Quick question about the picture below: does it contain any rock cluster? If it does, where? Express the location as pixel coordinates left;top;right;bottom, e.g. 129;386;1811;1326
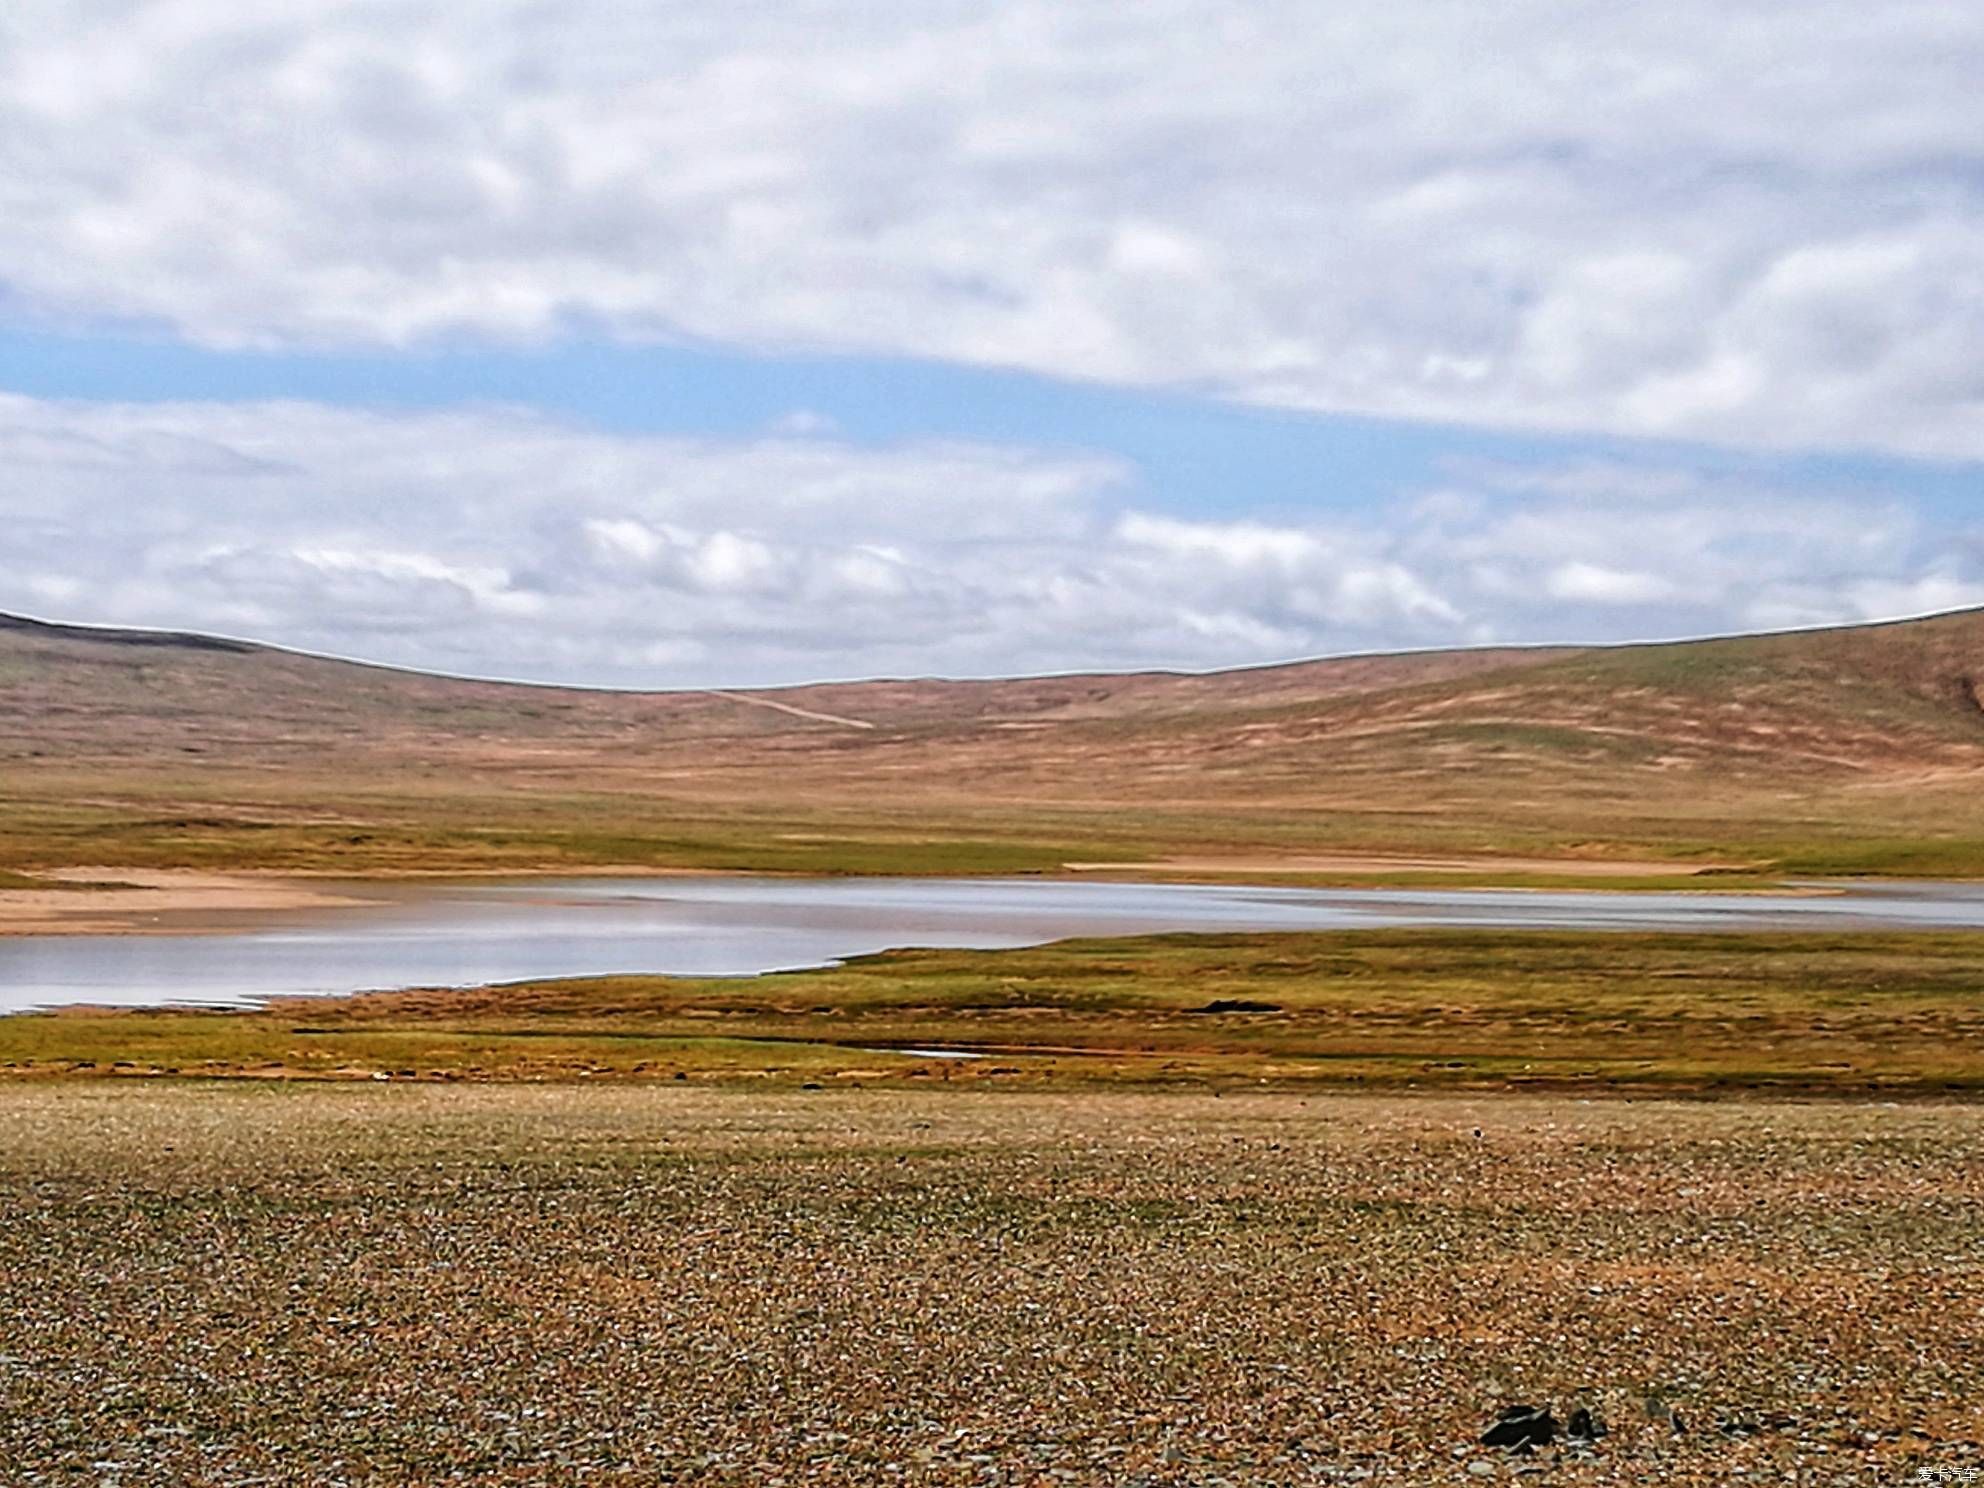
2;1084;1979;1484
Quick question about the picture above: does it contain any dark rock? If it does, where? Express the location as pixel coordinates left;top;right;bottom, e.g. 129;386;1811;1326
1566;1407;1606;1442
1645;1396;1686;1435
1192;999;1283;1014
1716;1414;1795;1438
1481;1405;1557;1449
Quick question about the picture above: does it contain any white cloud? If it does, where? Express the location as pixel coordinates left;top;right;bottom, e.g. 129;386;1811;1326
0;393;1977;684
1546;562;1677;606
1115;515;1324;570
769;410;840;438
1;3;1982;456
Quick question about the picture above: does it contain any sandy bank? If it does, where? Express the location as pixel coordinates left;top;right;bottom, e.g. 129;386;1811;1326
1062;851;1746;878
0;864;746;937
0;869;379;936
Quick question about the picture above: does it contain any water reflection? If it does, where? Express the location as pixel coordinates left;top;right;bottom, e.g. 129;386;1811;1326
4;874;1983;1014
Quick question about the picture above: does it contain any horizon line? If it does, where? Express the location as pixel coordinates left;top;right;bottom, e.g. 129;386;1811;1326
4;602;1979;700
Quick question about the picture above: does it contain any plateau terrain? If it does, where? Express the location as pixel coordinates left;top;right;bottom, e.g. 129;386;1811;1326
7;606;1984;881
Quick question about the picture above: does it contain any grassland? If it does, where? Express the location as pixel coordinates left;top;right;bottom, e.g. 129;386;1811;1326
12;612;1984;1486
3;1082;1978;1484
8;606;1984;882
10;928;1984;1096
11;611;1984;1481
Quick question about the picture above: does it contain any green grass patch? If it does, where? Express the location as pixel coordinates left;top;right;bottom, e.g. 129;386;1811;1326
10;927;1983;1096
1770;838;1984;878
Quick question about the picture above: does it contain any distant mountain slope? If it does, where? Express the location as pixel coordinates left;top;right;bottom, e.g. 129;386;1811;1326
5;608;1984;877
0;609;1573;762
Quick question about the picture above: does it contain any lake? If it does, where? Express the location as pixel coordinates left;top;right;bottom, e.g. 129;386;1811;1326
5;873;1984;1014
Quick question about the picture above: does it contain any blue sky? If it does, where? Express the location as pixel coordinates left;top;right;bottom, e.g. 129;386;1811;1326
1;2;1980;686
1;322;1539;518
9;324;1979;526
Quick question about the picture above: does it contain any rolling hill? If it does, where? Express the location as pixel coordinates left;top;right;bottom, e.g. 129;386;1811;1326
5;607;1984;878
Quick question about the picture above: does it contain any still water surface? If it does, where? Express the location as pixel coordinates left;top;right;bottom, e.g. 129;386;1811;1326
5;874;1984;1014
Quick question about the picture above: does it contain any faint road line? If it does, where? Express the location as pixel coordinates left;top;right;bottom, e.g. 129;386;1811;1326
702;689;877;731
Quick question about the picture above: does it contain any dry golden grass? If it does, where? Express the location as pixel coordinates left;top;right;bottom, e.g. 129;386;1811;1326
7;606;1984;880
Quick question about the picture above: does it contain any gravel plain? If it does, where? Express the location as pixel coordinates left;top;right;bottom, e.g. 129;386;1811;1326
2;1083;1980;1485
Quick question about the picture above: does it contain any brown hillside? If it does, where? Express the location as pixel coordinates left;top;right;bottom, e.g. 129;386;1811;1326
5;609;1984;876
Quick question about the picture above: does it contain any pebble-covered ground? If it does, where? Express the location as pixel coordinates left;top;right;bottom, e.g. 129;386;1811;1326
1;1083;1979;1485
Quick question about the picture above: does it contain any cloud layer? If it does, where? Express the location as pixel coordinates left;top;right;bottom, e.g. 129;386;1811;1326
3;2;1982;457
3;394;1976;686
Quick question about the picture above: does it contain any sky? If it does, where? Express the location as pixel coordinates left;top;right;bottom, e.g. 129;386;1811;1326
2;1;1981;687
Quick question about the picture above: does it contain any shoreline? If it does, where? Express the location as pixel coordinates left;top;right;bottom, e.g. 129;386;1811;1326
0;864;749;937
1061;850;1755;878
0;853;1812;940
0;869;384;937
7;924;1984;1097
